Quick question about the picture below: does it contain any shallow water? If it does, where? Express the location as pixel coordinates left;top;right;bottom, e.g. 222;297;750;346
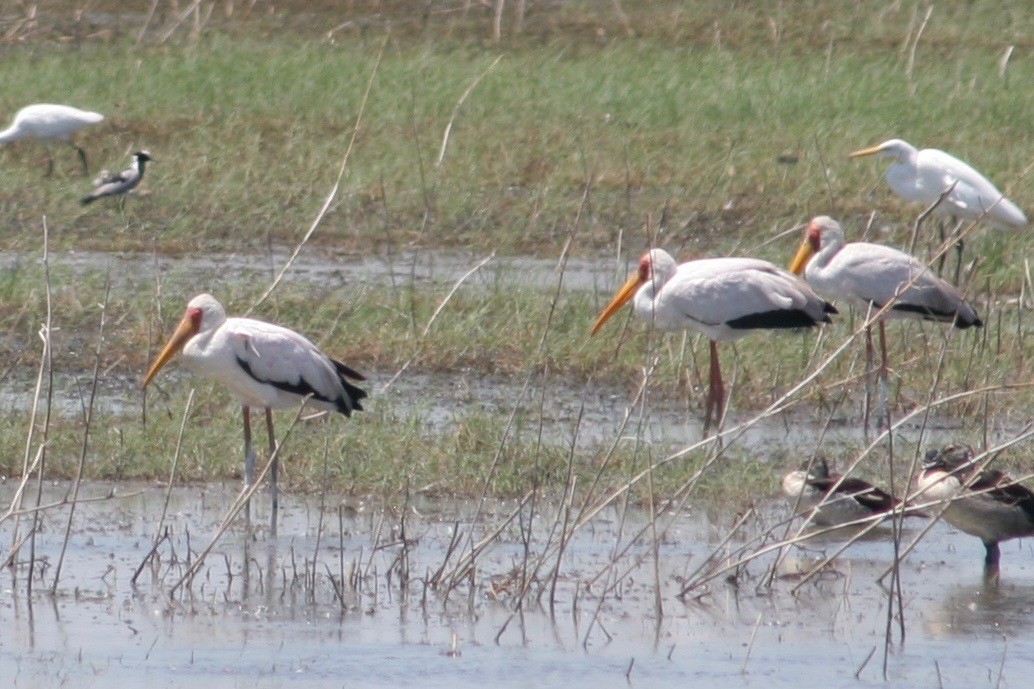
0;246;622;296
3;482;1034;688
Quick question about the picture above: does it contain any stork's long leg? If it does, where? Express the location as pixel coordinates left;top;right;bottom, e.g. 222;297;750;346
704;340;725;434
265;407;278;534
243;405;255;525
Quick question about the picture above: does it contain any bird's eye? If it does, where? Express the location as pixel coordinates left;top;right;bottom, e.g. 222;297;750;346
638;256;651;282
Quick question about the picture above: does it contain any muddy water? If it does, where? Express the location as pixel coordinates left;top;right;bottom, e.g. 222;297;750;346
3;483;1033;688
0;247;623;295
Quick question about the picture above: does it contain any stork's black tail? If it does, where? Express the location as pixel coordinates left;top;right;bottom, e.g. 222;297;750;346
332;358;368;416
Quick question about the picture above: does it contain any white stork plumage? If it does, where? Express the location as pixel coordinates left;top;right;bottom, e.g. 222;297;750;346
0;103;104;176
590;249;836;430
143;293;367;529
918;445;1034;573
788;216;981;392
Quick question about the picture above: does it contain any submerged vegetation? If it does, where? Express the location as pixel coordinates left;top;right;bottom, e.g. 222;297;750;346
0;1;1030;501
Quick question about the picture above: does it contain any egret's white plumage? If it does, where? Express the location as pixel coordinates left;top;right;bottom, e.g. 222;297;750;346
918;445;1034;571
143;294;367;529
789;216;981;328
81;150;152;205
591;249;836;429
849;139;1027;229
0;103;104;175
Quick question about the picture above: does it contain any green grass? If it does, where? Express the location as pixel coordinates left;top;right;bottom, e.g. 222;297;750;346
0;1;1030;499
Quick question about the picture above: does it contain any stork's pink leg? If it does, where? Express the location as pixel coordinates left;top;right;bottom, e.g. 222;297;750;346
704;340;725;433
265;407;279;534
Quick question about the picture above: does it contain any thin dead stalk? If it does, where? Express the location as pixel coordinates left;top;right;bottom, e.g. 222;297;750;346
248;33;387;314
167;402;310;597
51;278;111;591
436;56;503;168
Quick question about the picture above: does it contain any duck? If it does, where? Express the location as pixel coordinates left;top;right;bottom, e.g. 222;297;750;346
918;445;1034;571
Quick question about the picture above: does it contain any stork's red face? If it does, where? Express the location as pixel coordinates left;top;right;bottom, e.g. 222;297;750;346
142;306;203;388
590;252;651;336
789;222;822;275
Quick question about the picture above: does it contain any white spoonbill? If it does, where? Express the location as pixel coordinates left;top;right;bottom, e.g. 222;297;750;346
918;445;1034;573
849;139;1027;230
788;216;981;384
81;150;152;205
143;293;367;529
0;103;104;176
590;249;836;430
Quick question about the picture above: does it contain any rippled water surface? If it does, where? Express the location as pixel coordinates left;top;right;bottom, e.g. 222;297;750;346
3;482;1034;688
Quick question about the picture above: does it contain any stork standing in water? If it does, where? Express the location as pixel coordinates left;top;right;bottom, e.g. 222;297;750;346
143;294;367;531
590;249;836;431
0;103;104;176
849;138;1027;278
918;445;1034;574
789;216;981;426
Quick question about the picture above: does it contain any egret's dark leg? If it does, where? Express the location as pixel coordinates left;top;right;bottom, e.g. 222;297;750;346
936;218;948;276
243;405;255;525
265;407;278;534
703;340;725;434
876;321;890;427
73;143;89;175
863;325;875;432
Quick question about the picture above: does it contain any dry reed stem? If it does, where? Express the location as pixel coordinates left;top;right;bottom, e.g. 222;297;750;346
166;401;310;597
248;33;387;314
51;278;111;591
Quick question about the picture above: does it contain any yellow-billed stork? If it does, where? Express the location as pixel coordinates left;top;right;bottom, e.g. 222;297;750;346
590;249;836;430
142;293;367;529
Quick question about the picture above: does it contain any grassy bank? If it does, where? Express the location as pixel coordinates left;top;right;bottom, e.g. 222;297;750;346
0;1;1030;499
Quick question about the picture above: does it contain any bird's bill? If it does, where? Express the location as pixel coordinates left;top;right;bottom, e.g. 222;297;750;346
590;272;641;335
142;316;196;388
788;239;815;275
847;144;884;158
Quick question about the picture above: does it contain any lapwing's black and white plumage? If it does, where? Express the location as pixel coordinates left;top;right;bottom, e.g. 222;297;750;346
919;445;1034;571
81;150;152;205
142;293;367;530
781;457;910;527
0;103;104;176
